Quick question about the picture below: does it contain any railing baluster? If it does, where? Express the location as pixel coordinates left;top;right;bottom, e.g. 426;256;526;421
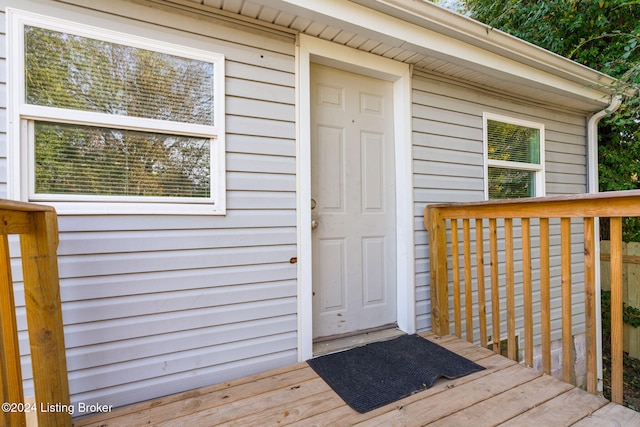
476;219;487;348
451;219;461;338
540;218;551;375
561;217;573;383
610;217;624;404
463;219;473;342
490;218;500;354
522;218;533;368
505;218;516;360
583;217;597;394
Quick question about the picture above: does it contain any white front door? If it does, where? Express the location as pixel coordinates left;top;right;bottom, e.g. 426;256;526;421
311;63;397;339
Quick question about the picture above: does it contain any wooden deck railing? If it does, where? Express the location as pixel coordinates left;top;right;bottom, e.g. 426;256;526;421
0;200;70;426
425;190;640;406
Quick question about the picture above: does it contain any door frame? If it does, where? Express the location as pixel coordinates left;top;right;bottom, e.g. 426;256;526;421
297;34;415;361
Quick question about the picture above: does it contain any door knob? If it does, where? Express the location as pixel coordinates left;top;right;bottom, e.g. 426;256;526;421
311;219;319;229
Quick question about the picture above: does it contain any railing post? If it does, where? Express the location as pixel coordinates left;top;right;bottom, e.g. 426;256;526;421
20;209;71;427
426;206;449;336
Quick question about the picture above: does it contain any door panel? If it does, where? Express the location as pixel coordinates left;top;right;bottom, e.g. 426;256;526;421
317;238;346;311
362;132;384;212
316;125;345;211
362;237;386;304
311;64;396;339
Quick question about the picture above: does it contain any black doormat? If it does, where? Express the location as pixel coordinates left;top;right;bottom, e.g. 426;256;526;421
307;334;485;413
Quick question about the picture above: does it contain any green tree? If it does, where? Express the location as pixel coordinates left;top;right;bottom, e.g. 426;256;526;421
459;0;640;240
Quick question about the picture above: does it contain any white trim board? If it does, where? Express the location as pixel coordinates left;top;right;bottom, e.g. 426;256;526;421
296;34;415;361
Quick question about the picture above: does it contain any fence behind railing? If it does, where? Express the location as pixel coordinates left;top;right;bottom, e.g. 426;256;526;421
425;190;640;406
601;241;640;359
0;200;70;427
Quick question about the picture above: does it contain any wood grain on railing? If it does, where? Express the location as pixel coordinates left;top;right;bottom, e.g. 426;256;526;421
463;219;473;343
610;217;624;404
0;231;24;426
522;218;533;369
583;217;597;394
489;218;500;355
540;218;551;376
425;190;640;406
0;200;70;427
475;219;488;348
561;217;573;384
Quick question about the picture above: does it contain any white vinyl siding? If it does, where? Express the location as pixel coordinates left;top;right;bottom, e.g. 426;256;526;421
0;11;7;200
412;72;588;348
2;0;297;410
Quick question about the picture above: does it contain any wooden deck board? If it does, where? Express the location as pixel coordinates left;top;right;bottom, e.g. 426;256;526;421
73;333;639;427
500;388;608;426
573;402;640;426
429;374;575;426
355;364;542;427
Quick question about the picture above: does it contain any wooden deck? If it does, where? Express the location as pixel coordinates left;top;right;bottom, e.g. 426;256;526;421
72;332;640;427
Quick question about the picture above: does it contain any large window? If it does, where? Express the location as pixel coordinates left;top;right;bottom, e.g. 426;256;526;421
9;10;226;214
484;113;545;200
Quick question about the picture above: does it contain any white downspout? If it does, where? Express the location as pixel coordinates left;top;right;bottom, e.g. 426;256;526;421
588;96;622;193
587;95;622;393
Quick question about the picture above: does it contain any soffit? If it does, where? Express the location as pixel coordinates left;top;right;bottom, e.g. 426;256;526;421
172;0;614;112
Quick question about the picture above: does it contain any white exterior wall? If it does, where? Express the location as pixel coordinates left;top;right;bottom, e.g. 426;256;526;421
1;0;298;409
412;71;588;346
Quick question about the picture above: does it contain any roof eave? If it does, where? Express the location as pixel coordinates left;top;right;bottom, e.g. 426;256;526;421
360;0;618;91
255;0;617;110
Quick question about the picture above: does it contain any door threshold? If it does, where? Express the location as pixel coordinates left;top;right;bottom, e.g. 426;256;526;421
312;327;406;357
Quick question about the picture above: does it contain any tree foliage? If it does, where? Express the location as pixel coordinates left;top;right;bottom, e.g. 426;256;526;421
459;0;640;240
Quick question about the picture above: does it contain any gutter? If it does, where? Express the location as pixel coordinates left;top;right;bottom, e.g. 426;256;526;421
587;95;622;393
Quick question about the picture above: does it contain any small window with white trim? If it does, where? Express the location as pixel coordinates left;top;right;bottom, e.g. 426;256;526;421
8;10;226;214
484;113;545;200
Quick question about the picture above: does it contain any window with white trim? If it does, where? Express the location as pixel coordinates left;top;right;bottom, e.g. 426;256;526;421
8;10;226;214
484;113;545;200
